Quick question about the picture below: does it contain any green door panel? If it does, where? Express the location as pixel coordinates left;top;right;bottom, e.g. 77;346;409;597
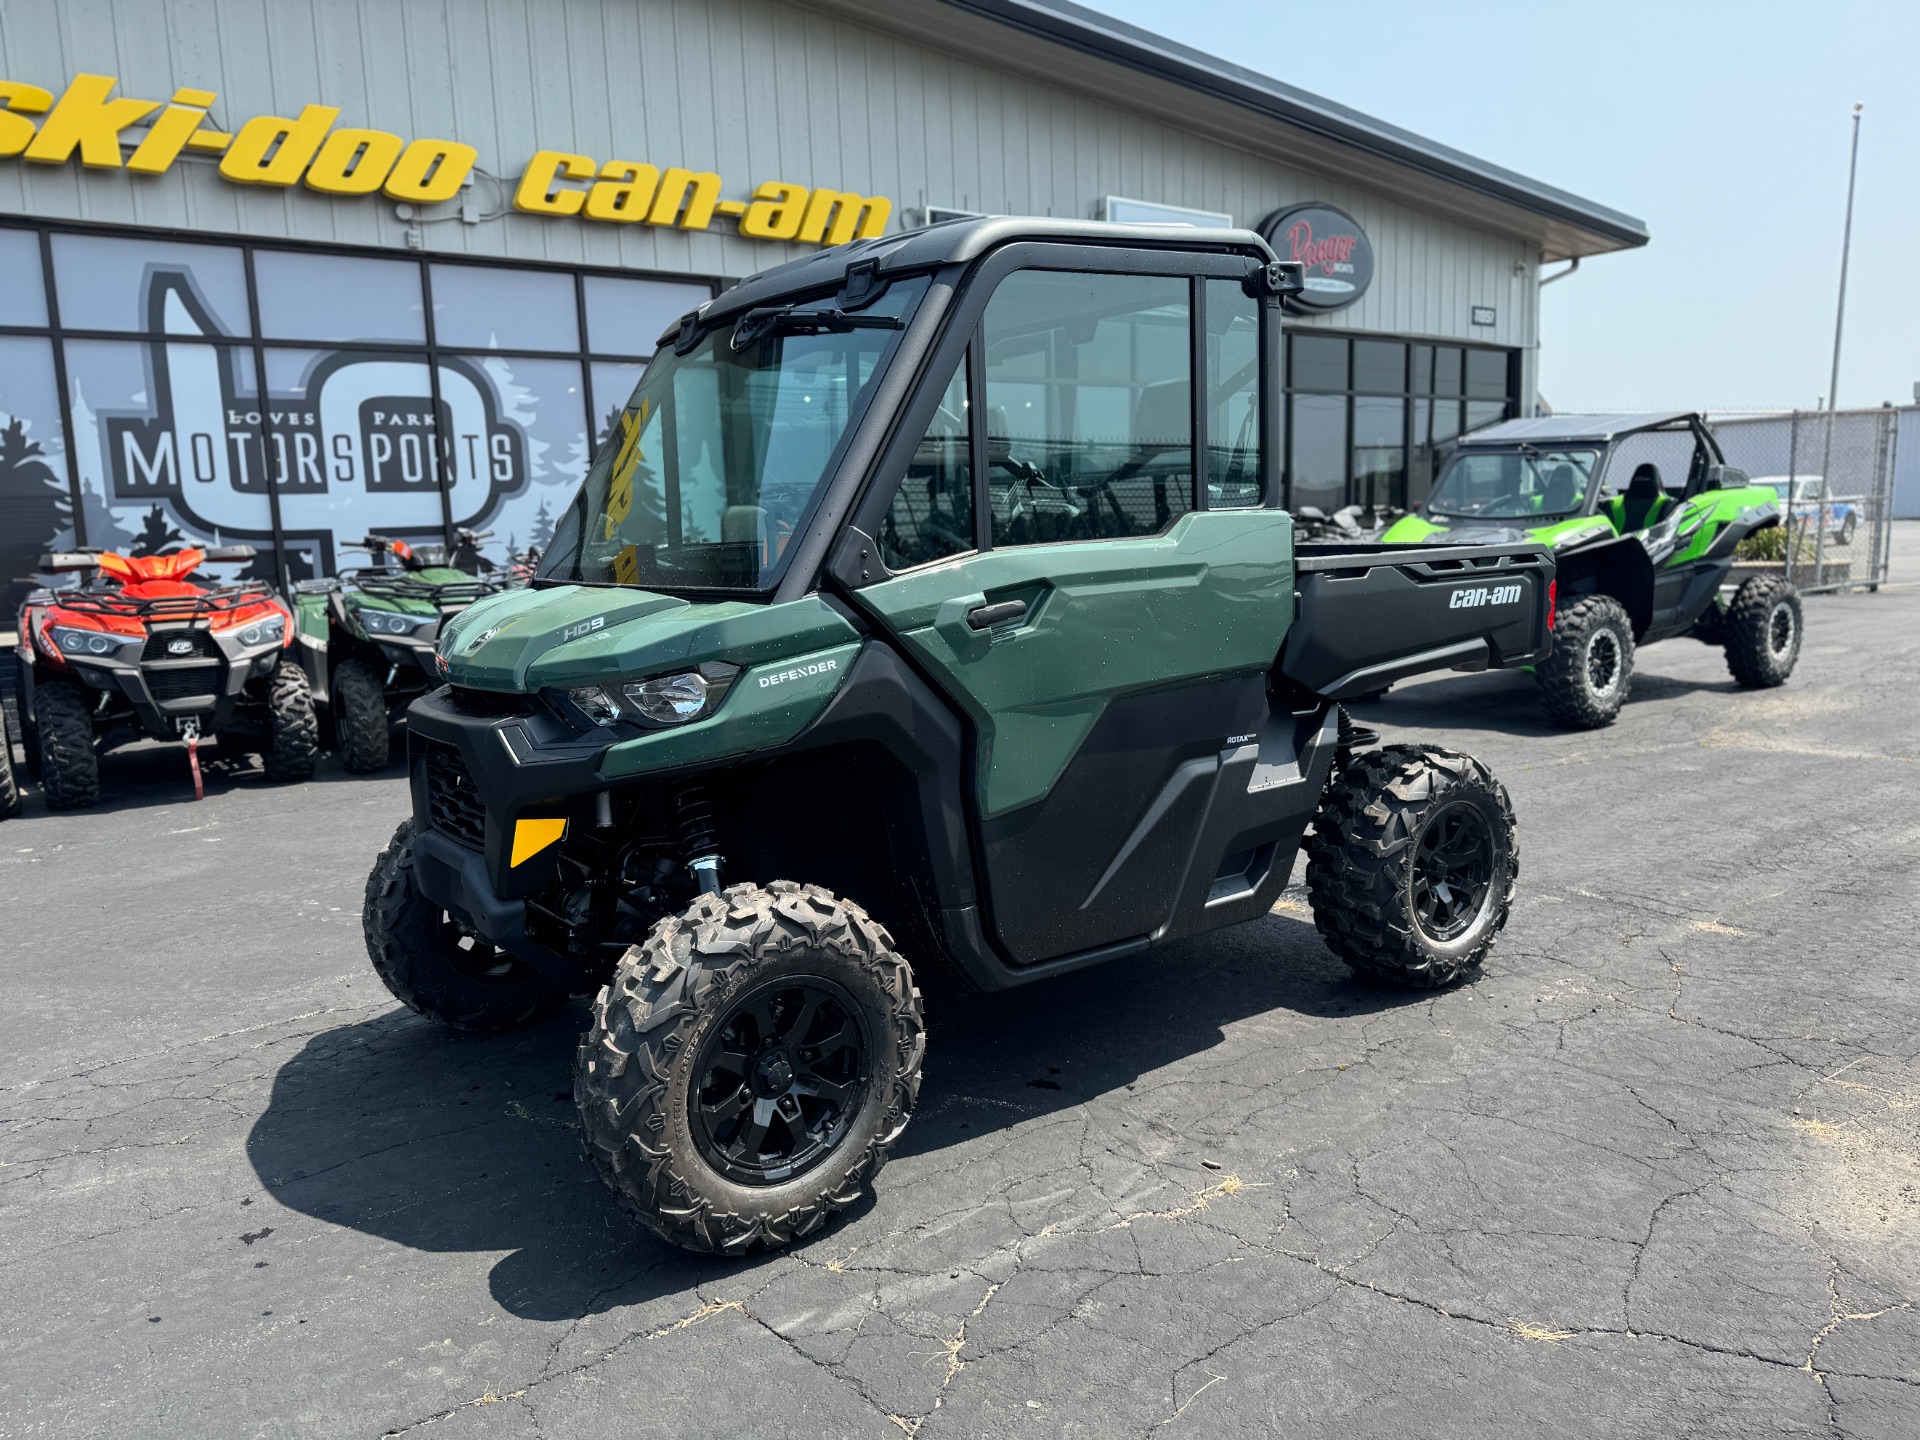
858;509;1294;818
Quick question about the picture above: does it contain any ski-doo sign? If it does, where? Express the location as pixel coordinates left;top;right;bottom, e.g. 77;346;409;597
1255;203;1373;312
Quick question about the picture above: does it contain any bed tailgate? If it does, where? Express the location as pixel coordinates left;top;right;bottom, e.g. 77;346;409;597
1279;543;1555;701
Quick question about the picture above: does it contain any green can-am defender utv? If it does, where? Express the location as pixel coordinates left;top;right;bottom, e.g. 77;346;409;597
1381;412;1800;727
363;220;1556;1253
292;530;512;773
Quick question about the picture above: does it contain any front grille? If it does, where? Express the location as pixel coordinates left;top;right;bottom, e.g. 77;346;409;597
425;742;486;852
145;665;222;705
143;628;217;662
449;686;528;716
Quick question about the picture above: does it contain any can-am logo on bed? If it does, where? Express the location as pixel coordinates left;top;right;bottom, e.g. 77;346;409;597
1255;203;1373;312
96;269;524;542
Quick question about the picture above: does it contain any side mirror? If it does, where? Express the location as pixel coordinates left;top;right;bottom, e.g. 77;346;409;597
1701;465;1747;492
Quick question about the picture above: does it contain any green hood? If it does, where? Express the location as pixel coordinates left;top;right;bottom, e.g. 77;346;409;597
436;585;860;694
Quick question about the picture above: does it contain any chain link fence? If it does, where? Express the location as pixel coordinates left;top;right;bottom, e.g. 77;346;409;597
1708;407;1898;593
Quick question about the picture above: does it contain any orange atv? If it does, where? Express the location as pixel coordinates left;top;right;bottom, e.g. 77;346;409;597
13;546;318;807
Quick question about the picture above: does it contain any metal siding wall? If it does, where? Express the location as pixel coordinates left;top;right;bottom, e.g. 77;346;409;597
0;0;1535;345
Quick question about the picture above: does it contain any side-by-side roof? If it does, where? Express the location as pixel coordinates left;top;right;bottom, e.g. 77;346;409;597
1461;413;1701;446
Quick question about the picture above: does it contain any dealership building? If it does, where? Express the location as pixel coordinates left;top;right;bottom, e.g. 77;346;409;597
0;0;1647;590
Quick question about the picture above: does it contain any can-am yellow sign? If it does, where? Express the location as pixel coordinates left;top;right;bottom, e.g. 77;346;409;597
0;73;891;246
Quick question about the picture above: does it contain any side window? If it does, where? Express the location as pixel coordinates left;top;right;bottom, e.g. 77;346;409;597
879;354;974;571
1204;278;1262;507
982;270;1192;546
1602;429;1696;498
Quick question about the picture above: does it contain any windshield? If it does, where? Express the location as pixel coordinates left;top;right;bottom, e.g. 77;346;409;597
539;277;930;592
1426;446;1599;521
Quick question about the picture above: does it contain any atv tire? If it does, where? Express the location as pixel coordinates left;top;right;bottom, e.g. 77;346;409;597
1305;744;1517;989
1537;594;1634;729
575;881;925;1254
1723;575;1801;689
0;722;19;820
363;819;567;1031
33;679;99;810
333;658;391;773
262;661;319;782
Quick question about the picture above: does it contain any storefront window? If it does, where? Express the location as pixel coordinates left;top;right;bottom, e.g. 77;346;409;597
1352;396;1406;510
0;220;717;578
1290;393;1348;513
255;252;426;344
0;337;70;610
0;229;48;328
431;264;578;352
1285;331;1512;511
584;274;712;357
64;338;275;580
51;234;251;337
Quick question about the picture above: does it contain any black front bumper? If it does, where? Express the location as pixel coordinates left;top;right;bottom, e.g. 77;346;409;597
404;685;620;992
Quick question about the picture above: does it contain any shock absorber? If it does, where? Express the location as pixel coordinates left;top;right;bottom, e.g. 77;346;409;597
675;784;724;895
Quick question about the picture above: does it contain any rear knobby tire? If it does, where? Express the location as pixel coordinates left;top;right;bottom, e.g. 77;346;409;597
362;819;567;1031
333;658;392;773
32;678;99;810
1537;594;1634;729
262;661;319;782
575;881;925;1255
1722;575;1801;689
0;721;19;820
1305;744;1517;989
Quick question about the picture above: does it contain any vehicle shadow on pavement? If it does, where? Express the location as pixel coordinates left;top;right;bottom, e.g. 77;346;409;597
1354;667;1740;738
245;914;1421;1321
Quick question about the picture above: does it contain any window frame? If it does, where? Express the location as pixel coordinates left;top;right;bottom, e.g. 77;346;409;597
1283;330;1520;512
845;242;1275;576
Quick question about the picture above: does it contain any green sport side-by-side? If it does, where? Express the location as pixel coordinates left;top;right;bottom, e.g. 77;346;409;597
361;218;1563;1253
1381;412;1802;726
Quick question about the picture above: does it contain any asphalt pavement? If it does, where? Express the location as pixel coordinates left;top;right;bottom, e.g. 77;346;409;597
3;532;1917;1439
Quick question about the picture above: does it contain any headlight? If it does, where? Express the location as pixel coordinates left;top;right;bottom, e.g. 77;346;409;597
564;662;740;728
230;615;287;648
358;608;432;637
49;625;139;658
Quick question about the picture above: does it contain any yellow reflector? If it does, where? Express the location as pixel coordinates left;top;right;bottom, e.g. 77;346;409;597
510;817;567;867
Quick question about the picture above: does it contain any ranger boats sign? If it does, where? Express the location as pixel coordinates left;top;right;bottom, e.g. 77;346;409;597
1255;203;1374;313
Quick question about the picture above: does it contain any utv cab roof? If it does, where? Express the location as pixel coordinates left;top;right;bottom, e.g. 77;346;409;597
678;218;1278;342
1459;412;1702;447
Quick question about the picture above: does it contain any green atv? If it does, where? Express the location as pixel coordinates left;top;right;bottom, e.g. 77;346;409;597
1382;412;1800;727
292;531;509;772
362;220;1556;1253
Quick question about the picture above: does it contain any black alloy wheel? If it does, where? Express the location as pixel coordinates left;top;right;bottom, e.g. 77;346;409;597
1768;600;1797;660
690;976;870;1186
1411;800;1495;944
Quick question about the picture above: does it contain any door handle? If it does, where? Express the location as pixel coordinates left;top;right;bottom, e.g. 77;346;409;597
966;599;1028;630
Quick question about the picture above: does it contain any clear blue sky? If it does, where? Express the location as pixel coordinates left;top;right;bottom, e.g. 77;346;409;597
1079;0;1917;412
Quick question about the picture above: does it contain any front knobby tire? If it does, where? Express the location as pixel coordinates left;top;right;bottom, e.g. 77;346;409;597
1305;744;1518;989
363;819;567;1031
575;881;925;1255
1537;594;1635;729
263;661;319;782
333;658;392;773
1723;576;1802;689
33;678;99;810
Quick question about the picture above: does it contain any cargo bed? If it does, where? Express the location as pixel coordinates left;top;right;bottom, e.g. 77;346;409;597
1279;541;1555;700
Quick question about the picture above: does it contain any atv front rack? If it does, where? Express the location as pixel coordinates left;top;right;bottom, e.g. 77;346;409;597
348;571;503;606
44;580;278;621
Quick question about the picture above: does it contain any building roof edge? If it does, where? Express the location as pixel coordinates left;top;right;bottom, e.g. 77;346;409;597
940;0;1650;251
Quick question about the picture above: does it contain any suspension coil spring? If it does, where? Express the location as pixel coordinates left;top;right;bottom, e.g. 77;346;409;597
675;784;724;895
